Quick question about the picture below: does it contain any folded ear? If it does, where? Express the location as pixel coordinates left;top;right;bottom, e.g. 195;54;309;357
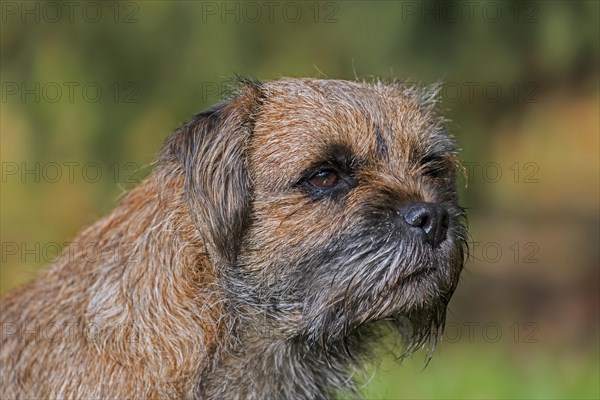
162;80;263;266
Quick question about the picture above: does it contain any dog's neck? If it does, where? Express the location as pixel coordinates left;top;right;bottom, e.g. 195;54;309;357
196;321;359;399
81;169;224;397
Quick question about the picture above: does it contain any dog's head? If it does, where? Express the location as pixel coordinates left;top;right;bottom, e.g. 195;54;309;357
163;78;467;356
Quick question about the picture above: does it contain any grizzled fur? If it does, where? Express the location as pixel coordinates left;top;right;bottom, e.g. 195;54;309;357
0;78;467;399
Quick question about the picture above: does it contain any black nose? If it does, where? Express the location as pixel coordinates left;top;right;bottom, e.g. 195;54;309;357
399;202;449;248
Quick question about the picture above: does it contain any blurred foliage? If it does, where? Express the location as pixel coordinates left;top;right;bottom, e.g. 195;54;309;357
1;1;599;399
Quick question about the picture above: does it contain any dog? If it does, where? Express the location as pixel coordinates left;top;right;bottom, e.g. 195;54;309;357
0;78;467;399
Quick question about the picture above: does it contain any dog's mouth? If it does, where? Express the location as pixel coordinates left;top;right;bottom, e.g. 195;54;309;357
294;219;467;351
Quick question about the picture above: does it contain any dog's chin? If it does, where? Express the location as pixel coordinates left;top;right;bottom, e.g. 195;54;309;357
349;270;454;359
301;268;457;352
396;265;456;306
370;269;453;336
309;289;450;362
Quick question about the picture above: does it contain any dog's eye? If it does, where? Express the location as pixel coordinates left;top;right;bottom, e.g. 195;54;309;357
297;166;356;201
309;169;340;188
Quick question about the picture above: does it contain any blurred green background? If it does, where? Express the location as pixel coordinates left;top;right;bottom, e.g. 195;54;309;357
1;1;598;399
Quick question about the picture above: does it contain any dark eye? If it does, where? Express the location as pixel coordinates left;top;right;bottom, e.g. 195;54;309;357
297;166;356;201
309;169;340;188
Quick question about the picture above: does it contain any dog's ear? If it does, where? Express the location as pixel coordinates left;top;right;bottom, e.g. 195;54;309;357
162;80;263;266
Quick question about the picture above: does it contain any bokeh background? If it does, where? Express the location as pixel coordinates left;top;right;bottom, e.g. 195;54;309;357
1;1;598;399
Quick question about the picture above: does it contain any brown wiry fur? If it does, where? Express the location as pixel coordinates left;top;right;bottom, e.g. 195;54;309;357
1;78;466;399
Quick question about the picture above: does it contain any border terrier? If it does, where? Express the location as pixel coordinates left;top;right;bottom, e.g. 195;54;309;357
1;78;467;399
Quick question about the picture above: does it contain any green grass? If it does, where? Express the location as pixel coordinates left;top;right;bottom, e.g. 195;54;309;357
359;342;599;399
